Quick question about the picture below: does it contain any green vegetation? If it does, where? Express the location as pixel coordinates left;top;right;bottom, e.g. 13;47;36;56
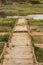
29;0;40;4
0;43;4;55
31;35;43;44
0;2;43;15
1;9;43;16
0;0;43;14
0;18;16;32
0;34;9;58
1;0;12;5
1;0;42;4
28;19;43;32
28;19;43;25
0;18;16;27
0;18;15;22
0;34;9;42
34;46;43;62
4;10;19;16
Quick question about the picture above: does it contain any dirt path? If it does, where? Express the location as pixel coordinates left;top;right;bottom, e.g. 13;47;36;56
3;18;34;65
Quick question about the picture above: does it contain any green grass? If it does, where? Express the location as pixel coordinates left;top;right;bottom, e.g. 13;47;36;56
1;9;43;15
28;19;43;26
0;18;16;32
13;3;43;8
0;3;43;14
4;10;19;15
0;43;4;55
1;2;43;8
0;18;16;23
28;19;43;23
31;35;43;44
0;19;15;28
34;46;43;62
0;34;9;42
28;19;43;32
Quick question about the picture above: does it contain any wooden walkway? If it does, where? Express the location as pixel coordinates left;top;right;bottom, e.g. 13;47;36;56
3;18;34;65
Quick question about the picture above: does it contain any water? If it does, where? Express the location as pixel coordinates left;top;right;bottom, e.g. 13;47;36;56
26;14;43;20
6;14;43;20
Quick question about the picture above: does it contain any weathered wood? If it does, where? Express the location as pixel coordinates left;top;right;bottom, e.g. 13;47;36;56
3;18;34;65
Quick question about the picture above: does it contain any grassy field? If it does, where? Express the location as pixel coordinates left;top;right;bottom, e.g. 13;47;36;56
31;35;43;44
0;2;43;8
0;34;9;60
0;18;16;56
0;8;43;15
34;46;43;62
0;33;9;57
0;3;43;15
28;19;43;25
0;18;16;32
29;19;43;62
28;19;43;44
28;19;43;32
0;34;9;42
0;43;4;55
0;18;15;28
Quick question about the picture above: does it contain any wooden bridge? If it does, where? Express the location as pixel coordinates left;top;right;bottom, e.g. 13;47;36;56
2;17;37;65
